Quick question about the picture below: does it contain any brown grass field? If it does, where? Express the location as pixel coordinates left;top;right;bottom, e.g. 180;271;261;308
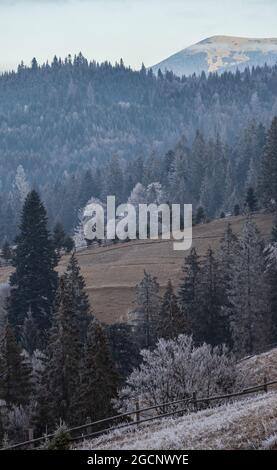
0;213;273;324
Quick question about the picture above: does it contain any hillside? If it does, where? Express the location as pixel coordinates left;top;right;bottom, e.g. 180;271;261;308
76;347;277;450
152;35;277;76
1;212;272;324
77;392;277;450
1;59;277;243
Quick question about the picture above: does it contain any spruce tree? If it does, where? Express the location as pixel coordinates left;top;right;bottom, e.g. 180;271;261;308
79;320;119;425
53;222;66;256
191;131;206;200
245;187;258;213
41;275;83;427
198;248;226;346
227;219;272;355
8;191;58;350
265;245;277;341
157;280;185;340
135;271;160;349
260;116;277;207
0;323;32;406
177;248;201;336
64;254;92;341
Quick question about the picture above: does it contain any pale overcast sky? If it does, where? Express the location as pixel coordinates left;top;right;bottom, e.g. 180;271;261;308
0;0;276;71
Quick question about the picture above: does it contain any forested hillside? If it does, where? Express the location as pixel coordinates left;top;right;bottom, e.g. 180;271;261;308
1;57;277;239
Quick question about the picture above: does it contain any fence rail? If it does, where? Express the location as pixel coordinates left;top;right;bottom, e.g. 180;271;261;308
2;376;277;451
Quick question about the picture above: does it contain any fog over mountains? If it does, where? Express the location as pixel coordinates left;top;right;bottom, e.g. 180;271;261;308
152;36;277;76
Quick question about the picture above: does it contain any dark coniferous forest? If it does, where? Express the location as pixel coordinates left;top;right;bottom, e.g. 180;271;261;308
1;57;277;238
0;52;277;449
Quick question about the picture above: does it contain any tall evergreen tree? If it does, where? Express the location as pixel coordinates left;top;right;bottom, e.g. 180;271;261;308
227;219;272;355
40;275;83;427
0;323;32;407
177;248;201;336
157;280;185;340
134;271;160;349
79;320;119;424
245;187;258;213
64;253;92;341
191;130;206;200
8;191;58;350
198;248;226;346
260;116;277;207
53;222;66;256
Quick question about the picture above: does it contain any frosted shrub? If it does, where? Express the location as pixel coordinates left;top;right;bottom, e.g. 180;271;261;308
115;335;241;415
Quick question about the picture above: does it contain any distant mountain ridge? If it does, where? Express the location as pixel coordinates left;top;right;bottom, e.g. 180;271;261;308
152;36;277;76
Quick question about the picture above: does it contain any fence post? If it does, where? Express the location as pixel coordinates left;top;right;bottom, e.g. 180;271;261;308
264;375;268;393
86;416;92;435
28;428;34;449
135;401;140;424
192;391;197;411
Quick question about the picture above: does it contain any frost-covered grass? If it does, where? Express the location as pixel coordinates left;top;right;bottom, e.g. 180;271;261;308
76;391;277;450
238;347;277;387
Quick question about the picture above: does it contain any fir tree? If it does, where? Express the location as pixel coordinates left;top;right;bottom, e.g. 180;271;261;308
40;275;83;427
245;187;258;213
191;131;206;200
198;248;226;346
134;271;160;349
106;323;141;380
79;320;119;424
8;191;58;349
0;323;32;407
260;116;277;207
177;248;201;336
157;280;185;340
195;206;205;224
227;219;272;355
64;253;92;341
53;222;66;256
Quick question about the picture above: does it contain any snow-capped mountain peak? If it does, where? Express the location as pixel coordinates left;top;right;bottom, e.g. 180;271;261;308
151;35;277;76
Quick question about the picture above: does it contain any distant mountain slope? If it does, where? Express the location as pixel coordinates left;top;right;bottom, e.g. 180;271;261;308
152;36;277;76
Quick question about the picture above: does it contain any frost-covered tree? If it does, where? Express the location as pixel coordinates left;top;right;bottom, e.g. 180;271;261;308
115;335;239;415
264;241;277;340
134;271;160;349
227;219;272;355
128;183;147;206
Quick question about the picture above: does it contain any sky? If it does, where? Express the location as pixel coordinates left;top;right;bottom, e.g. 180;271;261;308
0;0;276;71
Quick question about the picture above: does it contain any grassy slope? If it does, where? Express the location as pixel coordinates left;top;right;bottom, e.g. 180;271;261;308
77;347;277;450
77;392;277;450
0;212;273;323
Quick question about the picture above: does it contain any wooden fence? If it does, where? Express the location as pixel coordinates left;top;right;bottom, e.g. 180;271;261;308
1;376;277;451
